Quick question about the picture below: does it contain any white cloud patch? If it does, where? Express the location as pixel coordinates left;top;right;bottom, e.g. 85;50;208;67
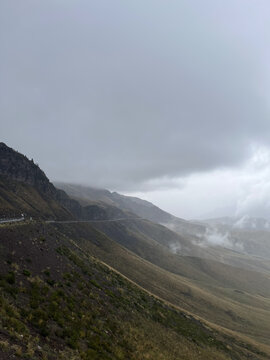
235;146;270;218
126;146;270;220
203;228;231;247
168;243;182;254
197;227;244;251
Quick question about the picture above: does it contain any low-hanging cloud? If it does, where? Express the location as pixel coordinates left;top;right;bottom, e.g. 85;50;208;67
1;1;270;191
197;227;244;251
169;243;182;255
129;146;270;219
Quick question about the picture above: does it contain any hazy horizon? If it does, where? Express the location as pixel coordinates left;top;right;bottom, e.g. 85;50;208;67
1;1;270;219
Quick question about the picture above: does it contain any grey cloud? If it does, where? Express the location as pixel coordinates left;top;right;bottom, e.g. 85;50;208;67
1;1;270;190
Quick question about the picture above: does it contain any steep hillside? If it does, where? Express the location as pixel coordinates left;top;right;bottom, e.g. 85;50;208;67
0;175;72;220
55;183;270;275
51;221;270;348
231;229;270;259
0;143;133;221
1;221;265;360
55;182;205;235
0;142;55;195
0;142;73;220
59;183;270;268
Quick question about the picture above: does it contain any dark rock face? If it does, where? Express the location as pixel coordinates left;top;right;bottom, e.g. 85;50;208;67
0;143;131;221
0;143;81;218
0;142;55;195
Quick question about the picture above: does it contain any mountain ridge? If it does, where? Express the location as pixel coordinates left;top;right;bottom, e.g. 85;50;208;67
0;143;134;221
55;182;206;235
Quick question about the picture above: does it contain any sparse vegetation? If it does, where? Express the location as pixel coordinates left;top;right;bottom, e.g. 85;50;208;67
1;223;268;359
23;269;31;277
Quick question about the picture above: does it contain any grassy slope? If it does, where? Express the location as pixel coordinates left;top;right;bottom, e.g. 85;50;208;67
0;177;72;220
55;182;205;233
55;182;270;275
190;246;270;276
86;220;270;297
0;222;262;360
51;222;270;348
231;229;270;259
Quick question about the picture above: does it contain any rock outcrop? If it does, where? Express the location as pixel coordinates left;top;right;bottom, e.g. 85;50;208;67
0;142;55;195
0;143;132;221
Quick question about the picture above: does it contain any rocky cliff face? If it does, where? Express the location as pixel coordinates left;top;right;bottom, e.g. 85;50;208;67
0;143;132;221
0;142;55;195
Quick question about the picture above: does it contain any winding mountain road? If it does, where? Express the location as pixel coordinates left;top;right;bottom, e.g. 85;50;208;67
0;217;25;224
0;217;140;225
45;217;139;224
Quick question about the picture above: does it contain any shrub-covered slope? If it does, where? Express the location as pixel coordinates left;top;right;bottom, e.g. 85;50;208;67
51;222;270;348
1;222;265;360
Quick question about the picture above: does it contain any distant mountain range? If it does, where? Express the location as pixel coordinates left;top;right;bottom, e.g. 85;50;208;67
55;182;206;235
201;215;270;231
55;181;270;260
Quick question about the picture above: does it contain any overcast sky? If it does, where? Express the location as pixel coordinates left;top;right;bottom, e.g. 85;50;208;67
1;1;270;219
